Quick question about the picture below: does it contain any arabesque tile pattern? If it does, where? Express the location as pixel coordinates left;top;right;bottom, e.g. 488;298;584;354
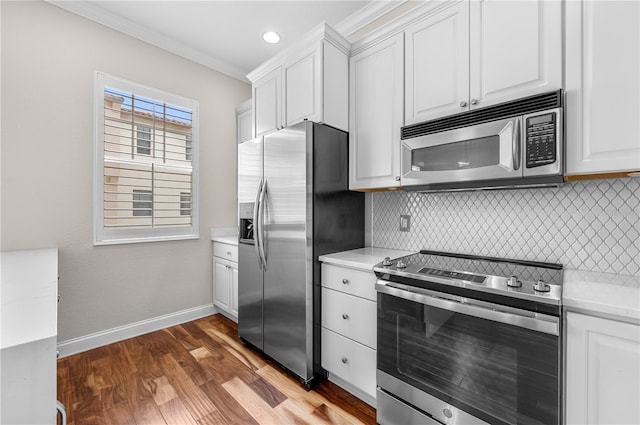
371;178;640;276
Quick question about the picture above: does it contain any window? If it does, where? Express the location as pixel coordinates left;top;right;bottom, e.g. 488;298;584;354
95;72;199;245
180;192;192;216
132;190;153;217
136;126;152;155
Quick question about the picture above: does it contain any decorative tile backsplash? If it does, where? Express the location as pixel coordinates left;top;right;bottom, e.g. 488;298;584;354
371;178;640;276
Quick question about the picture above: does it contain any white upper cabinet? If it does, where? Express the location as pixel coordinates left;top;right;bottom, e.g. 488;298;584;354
253;67;282;138
405;0;562;124
248;23;349;138
469;0;562;110
565;0;640;176
405;1;469;124
349;33;404;190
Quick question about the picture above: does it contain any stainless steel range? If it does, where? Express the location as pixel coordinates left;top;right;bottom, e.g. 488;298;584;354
374;250;563;425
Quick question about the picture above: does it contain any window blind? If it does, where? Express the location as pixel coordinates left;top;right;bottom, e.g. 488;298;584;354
95;72;199;244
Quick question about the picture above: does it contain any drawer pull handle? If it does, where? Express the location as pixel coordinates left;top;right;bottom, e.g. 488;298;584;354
342;313;349;320
342;279;349;284
227;252;231;255
341;357;348;364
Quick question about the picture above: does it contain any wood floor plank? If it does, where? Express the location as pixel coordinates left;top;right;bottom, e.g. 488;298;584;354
58;314;377;425
196;409;231;425
197;322;267;370
103;402;136;425
248;377;287;408
131;399;168;425
122;336;163;380
199;379;259;425
157;397;199;425
167;324;202;351
72;394;106;425
156;352;220;421
222;376;287;425
151;375;179;405
275;398;333;425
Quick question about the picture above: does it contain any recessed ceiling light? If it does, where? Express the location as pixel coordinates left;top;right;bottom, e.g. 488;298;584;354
262;31;280;44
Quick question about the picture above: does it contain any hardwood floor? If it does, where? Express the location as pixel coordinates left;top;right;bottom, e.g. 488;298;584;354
57;314;377;425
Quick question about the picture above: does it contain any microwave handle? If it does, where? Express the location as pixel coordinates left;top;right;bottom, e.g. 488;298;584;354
513;118;521;171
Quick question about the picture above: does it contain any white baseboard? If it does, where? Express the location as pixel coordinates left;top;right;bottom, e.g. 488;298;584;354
56;304;217;358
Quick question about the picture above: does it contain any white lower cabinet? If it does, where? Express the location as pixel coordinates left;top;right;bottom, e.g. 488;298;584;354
321;328;376;398
320;263;377;405
566;311;640;424
213;242;238;321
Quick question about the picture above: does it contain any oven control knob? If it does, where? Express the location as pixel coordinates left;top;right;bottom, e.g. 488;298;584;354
507;276;522;288
382;257;393;267
533;280;550;292
396;260;407;269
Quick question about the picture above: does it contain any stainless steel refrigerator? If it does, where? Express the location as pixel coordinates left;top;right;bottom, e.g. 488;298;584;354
237;121;364;386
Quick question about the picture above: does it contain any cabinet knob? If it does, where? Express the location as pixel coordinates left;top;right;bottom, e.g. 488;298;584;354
470;99;479;106
227;251;232;256
342;313;349;320
341;357;348;364
460;101;468;107
395;176;401;181
342;278;349;284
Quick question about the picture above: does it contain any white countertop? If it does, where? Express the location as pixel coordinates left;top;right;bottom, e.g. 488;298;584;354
564;269;640;323
210;227;238;246
1;248;58;349
212;235;238;246
319;247;415;271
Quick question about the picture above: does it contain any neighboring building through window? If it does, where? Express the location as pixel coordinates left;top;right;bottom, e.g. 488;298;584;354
94;72;199;244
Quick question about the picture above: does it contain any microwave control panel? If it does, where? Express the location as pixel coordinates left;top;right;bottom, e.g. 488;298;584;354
525;112;557;168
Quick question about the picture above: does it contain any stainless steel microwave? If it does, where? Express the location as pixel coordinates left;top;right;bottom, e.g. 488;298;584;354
401;90;564;191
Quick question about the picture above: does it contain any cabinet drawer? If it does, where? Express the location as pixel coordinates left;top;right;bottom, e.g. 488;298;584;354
321;264;377;301
321;328;376;399
321;288;376;349
213;242;238;263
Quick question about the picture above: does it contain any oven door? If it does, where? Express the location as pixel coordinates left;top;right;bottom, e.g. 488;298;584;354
376;281;561;425
401;116;522;187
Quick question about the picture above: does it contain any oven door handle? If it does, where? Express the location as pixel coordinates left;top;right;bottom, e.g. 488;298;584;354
376;280;559;336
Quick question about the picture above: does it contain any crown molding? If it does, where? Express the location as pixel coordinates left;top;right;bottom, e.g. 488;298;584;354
46;0;250;82
333;0;410;39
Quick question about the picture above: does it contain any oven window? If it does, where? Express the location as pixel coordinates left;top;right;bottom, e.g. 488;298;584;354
378;293;559;425
411;136;499;171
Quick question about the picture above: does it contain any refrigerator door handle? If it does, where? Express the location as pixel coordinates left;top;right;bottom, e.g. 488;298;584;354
257;179;268;270
253;179;264;270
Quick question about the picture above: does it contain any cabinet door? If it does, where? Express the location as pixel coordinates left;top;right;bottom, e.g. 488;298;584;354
349;33;404;190
566;312;640;424
405;1;470;124
253;67;282;137
565;1;640;175
230;263;238;318
283;44;322;127
469;0;562;110
213;257;230;311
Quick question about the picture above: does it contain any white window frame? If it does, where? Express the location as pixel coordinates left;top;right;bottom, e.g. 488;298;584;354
94;71;200;245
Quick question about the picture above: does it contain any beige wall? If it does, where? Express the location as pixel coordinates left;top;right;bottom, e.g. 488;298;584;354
0;1;251;342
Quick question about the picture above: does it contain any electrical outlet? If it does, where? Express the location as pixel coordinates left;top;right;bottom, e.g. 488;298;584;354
400;215;411;232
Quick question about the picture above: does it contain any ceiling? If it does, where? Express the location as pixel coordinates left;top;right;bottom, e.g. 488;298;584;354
48;1;403;82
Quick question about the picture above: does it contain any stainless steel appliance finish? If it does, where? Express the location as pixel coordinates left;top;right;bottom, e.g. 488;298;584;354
237;121;364;385
375;251;563;425
401;90;564;191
